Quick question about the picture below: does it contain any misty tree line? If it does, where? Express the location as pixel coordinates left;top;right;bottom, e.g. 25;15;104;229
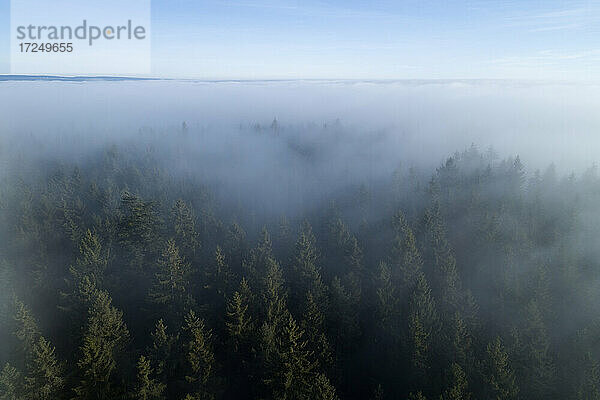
1;139;600;400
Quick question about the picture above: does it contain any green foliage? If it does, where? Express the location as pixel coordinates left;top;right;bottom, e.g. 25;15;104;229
13;300;40;358
0;363;23;400
73;288;129;400
69;229;108;287
133;355;166;400
3;143;600;400
484;337;518;400
225;279;254;353
24;337;65;400
171;199;200;261
183;310;217;400
291;221;326;306
149;239;193;322
441;363;470;400
407;273;438;380
149;319;175;380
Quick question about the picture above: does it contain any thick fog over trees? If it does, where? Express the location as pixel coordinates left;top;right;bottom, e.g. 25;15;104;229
2;79;600;399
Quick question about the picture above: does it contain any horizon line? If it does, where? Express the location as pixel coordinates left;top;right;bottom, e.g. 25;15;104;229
1;74;598;84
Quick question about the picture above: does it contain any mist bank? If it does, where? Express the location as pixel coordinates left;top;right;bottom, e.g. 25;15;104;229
1;79;599;173
4;79;600;400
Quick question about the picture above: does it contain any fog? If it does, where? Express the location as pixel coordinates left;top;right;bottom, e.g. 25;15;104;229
1;79;599;167
1;78;599;217
3;78;600;399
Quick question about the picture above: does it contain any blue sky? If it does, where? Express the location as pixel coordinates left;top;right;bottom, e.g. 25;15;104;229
1;0;599;79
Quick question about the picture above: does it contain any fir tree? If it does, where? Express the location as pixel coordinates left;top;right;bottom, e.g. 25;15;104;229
73;289;130;400
149;319;175;382
24;337;65;400
484;337;518;400
133;355;165;400
69;229;108;287
171;199;200;262
225;279;254;353
149;239;193;323
407;273;438;384
183;310;217;400
0;363;23;400
12;299;40;360
291;221;326;307
301;292;333;370
441;363;470;400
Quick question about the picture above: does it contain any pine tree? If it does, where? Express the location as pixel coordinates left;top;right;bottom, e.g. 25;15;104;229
512;301;555;399
301;292;333;370
420;203;468;317
375;262;397;332
133;355;166;400
244;228;274;290
118;191;162;268
263;312;332;400
69;229;108;287
171;199;200;262
447;312;472;372
24;337;65;400
149;319;175;382
149;239;193;323
407;273;438;384
73;289;130;400
261;256;288;326
225;279;254;353
224;222;247;276
13;299;40;359
390;212;423;294
0;363;23;400
328;277;361;358
312;373;339;400
183;310;217;400
441;363;470;400
291;221;326;307
60;231;109;336
484;337;518;400
373;261;402;393
223;278;255;399
204;246;234;322
278;315;316;399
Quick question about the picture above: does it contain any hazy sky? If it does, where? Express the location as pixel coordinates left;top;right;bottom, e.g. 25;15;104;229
0;0;599;79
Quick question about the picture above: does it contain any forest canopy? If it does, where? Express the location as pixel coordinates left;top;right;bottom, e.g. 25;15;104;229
1;121;600;400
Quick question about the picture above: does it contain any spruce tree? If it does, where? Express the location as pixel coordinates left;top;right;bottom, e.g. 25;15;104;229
390;212;424;294
407;273;438;385
291;221;325;308
0;363;23;400
73;289;130;400
149;319;175;383
12;299;40;360
301;292;333;370
484;337;518;400
312;373;339;400
171;199;200;262
24;337;65;400
183;310;217;400
133;355;166;400
225;279;254;353
149;239;193;323
441;363;470;400
69;229;108;287
224;278;256;399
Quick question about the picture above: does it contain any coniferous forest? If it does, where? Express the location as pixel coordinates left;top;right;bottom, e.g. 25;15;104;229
2;123;600;400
